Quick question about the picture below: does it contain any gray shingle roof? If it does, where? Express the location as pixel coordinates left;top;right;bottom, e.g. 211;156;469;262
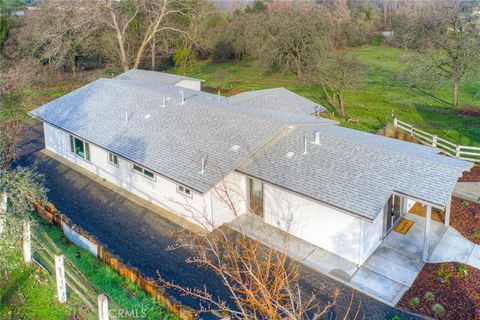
227;88;326;116
238;125;472;220
30;78;284;193
30;70;473;221
116;69;204;85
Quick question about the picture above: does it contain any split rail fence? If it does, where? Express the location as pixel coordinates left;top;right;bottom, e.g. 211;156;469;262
33;202;197;320
393;118;480;163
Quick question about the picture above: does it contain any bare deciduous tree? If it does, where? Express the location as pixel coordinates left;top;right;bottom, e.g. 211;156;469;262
102;0;195;71
159;176;363;319
0;119;24;171
315;52;366;118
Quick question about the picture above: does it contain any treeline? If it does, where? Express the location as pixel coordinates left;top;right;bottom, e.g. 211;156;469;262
1;0;479;114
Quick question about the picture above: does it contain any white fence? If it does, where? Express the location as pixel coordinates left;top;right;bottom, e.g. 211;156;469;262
393;118;480;163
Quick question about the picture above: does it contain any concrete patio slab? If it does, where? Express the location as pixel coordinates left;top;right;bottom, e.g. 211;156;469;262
454;182;480;203
429;227;475;263
467;245;480;269
302;248;358;282
349;268;408;304
363;245;423;287
383;213;444;260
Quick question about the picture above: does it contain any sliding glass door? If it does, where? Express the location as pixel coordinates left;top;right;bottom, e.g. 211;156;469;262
248;178;264;218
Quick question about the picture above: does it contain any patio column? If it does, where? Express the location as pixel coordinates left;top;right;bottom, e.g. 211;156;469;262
445;196;451;227
423;204;432;262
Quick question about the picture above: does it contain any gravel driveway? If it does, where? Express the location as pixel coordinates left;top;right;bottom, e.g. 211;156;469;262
17;124;421;320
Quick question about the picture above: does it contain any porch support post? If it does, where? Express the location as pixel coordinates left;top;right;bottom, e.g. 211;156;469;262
445;196;451;227
423;205;432;262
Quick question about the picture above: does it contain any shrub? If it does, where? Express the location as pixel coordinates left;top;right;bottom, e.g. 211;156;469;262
425;291;435;301
457;264;468;277
435;263;452;284
432;303;445;316
462;200;470;207
391;315;401;320
472;230;480;238
409;297;420;307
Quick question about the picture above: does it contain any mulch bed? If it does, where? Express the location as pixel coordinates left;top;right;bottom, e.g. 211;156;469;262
398;263;480;319
409;197;480;245
459;165;480;182
450;197;480;245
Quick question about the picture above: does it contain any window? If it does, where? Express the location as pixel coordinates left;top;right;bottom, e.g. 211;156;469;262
132;164;155;180
177;185;192;198
108;152;118;166
69;135;90;161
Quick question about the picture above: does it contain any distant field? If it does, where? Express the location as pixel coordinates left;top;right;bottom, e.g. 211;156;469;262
173;46;480;146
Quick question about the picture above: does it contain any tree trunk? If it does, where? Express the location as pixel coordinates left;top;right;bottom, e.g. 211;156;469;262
151;38;156;71
453;78;459;108
295;62;302;81
338;92;346;117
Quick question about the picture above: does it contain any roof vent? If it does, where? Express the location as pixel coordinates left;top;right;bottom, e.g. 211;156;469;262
230;145;241;152
285;151;295;159
312;131;321;145
180;91;185;105
144;114;151;119
162;96;171;108
200;156;206;175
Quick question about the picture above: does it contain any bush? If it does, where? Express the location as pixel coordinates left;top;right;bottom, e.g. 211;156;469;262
409;297;420;307
457;264;468;277
435;263;452;284
425;291;435;301
432;303;445;316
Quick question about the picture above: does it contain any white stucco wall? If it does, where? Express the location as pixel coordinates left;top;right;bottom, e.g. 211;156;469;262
175;79;201;91
43;123;246;229
263;183;364;264
360;209;383;264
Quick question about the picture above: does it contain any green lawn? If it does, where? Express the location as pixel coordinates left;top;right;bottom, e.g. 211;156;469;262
172;46;480;146
0;255;83;320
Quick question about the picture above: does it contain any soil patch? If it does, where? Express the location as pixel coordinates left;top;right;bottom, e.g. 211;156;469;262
398;263;480;319
460;165;480;182
449;197;480;245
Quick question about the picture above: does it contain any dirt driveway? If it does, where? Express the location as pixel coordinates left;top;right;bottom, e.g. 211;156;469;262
17;124;420;320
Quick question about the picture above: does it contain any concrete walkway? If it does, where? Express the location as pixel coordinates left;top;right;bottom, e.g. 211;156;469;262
454;182;480;203
429;226;480;269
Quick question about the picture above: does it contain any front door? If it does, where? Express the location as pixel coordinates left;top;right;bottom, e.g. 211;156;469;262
384;194;403;237
248;178;264;218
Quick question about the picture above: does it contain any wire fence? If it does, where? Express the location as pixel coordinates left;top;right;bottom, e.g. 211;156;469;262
393;118;480;163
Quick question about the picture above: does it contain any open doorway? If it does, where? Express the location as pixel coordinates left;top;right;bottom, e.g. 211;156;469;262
248;178;264;218
383;194;403;238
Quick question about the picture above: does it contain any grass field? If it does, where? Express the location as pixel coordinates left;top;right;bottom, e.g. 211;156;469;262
0;253;83;320
172;46;480;146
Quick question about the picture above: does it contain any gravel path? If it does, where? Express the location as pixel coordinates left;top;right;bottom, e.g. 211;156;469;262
17;124;421;320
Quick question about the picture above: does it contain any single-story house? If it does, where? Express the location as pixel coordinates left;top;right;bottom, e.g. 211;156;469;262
30;69;472;266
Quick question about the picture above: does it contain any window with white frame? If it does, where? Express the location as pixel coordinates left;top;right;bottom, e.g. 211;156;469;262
177;185;192;198
107;152;118;166
69;135;90;161
132;164;155;180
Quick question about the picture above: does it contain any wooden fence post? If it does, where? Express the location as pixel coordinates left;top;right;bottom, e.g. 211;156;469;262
98;293;109;320
55;255;67;303
432;135;438;148
0;191;7;234
23;221;31;263
393;118;398;127
410;125;414;136
456;146;461;158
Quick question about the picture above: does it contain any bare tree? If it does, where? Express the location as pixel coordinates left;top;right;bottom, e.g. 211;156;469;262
314;52;366;118
394;1;480;108
252;7;333;81
0;119;24;171
102;0;196;71
159;176;363;319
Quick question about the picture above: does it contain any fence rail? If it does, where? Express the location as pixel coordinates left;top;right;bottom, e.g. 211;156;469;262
393;118;480;163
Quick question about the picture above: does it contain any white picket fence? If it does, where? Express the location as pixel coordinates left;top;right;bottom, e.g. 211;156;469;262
393;118;480;163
